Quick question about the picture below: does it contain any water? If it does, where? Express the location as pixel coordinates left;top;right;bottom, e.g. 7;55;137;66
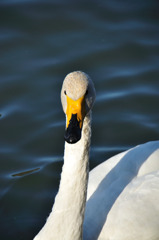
0;0;159;239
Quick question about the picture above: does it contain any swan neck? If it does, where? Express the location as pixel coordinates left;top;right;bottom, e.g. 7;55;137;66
34;113;91;240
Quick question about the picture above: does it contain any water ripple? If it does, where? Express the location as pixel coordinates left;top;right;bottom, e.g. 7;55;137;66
0;1;159;239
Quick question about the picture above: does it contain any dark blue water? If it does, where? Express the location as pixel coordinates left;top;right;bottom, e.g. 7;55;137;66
0;0;159;239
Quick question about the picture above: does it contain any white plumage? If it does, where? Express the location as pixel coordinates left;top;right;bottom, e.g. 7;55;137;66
84;141;159;240
34;71;159;240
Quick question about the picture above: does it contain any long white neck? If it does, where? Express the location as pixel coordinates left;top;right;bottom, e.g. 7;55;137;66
34;113;91;240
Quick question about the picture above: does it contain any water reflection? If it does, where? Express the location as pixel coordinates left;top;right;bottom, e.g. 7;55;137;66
12;168;40;177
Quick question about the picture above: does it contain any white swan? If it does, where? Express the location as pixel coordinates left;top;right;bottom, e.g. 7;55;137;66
34;71;159;240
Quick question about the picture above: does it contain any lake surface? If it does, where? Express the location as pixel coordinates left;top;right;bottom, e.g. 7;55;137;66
0;0;159;239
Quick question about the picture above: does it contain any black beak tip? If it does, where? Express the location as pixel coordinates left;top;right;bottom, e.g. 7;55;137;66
64;113;82;144
64;134;79;144
64;129;81;144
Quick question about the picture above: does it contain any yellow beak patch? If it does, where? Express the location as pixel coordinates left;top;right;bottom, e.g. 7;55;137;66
66;95;85;128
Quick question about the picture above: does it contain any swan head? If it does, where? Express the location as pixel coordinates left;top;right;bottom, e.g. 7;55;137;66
61;71;96;144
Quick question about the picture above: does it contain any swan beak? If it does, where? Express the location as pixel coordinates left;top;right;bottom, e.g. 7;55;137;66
64;95;85;144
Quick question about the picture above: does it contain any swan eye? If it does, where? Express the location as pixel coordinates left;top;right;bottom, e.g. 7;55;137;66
64;90;67;95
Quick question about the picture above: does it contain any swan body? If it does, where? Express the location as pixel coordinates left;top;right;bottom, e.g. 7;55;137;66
34;71;159;240
84;141;159;240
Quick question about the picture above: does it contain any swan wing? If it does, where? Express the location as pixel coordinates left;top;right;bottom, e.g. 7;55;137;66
84;141;159;240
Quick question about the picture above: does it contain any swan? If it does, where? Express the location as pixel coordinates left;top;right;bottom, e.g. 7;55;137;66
34;71;159;240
